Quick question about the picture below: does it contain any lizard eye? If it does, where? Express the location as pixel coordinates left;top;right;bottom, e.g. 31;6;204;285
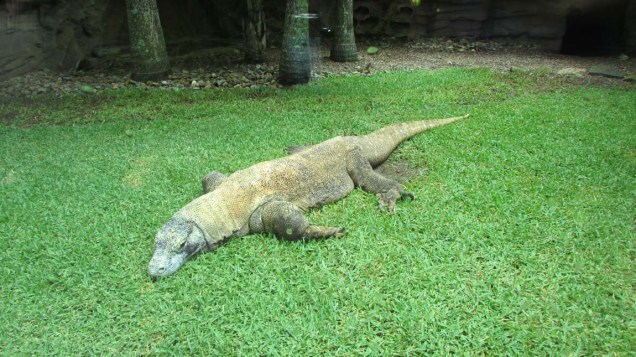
178;241;186;250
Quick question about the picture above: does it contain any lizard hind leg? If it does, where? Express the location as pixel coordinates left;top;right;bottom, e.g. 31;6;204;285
346;147;415;214
253;200;346;241
201;171;227;193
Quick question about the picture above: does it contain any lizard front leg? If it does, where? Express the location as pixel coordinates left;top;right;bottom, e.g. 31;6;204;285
201;171;227;193
346;147;415;213
250;199;346;241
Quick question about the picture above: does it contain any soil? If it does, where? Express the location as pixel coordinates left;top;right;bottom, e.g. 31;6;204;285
0;37;634;97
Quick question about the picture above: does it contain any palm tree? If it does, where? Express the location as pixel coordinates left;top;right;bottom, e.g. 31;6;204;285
278;0;311;85
125;0;170;81
330;0;358;62
244;0;267;63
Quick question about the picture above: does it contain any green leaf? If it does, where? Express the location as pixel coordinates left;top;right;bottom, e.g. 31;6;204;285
80;85;96;94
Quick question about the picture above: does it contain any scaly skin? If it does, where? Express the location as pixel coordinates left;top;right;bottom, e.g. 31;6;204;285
148;115;468;278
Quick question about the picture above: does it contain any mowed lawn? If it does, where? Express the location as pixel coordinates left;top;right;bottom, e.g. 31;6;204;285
0;69;634;354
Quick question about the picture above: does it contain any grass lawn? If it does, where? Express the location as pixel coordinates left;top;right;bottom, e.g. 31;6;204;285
0;68;634;355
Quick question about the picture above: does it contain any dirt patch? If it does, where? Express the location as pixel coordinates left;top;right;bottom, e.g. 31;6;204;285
0;91;120;127
375;157;426;183
1;38;633;99
0;170;17;185
123;157;151;188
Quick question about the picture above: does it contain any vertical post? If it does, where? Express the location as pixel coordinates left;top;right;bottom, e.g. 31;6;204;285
125;0;169;81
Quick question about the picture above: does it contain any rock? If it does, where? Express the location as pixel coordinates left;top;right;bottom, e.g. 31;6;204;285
510;66;530;73
533;66;553;75
557;67;586;77
588;65;623;79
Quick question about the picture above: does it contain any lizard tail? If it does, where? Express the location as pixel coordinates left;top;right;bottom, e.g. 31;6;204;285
354;114;469;166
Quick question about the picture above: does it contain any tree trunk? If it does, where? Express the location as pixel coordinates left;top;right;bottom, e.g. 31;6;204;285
278;0;310;85
330;0;358;62
125;0;169;81
244;0;267;63
624;0;636;55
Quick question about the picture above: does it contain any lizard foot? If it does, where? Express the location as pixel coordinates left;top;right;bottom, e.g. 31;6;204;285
304;225;347;240
377;188;415;214
332;226;347;238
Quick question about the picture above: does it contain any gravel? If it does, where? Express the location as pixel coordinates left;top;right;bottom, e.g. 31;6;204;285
0;38;634;97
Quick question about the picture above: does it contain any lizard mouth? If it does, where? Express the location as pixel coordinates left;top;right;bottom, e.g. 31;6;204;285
148;222;216;279
148;251;187;278
186;245;204;259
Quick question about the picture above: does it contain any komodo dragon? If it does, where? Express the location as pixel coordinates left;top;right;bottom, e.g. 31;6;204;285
148;115;468;278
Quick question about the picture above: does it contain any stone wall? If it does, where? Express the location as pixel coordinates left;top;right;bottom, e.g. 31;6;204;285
0;0;243;81
0;0;110;80
352;0;601;49
0;0;634;81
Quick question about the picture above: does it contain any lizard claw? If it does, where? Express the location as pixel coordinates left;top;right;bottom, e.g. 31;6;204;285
377;188;414;214
378;202;396;214
400;190;415;201
377;191;398;214
332;226;347;238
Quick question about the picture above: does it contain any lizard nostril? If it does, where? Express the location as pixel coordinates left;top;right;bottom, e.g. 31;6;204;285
149;265;165;277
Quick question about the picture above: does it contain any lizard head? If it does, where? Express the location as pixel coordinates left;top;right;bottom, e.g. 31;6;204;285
148;216;215;278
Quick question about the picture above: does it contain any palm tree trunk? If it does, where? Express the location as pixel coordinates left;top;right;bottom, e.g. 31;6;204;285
125;0;170;81
330;0;358;62
244;0;267;63
278;0;311;85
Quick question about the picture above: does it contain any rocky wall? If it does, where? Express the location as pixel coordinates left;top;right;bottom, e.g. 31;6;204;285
352;0;568;43
351;0;634;54
0;0;243;81
0;0;634;81
0;0;110;80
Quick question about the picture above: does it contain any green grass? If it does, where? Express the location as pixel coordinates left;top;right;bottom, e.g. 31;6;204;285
0;68;634;355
